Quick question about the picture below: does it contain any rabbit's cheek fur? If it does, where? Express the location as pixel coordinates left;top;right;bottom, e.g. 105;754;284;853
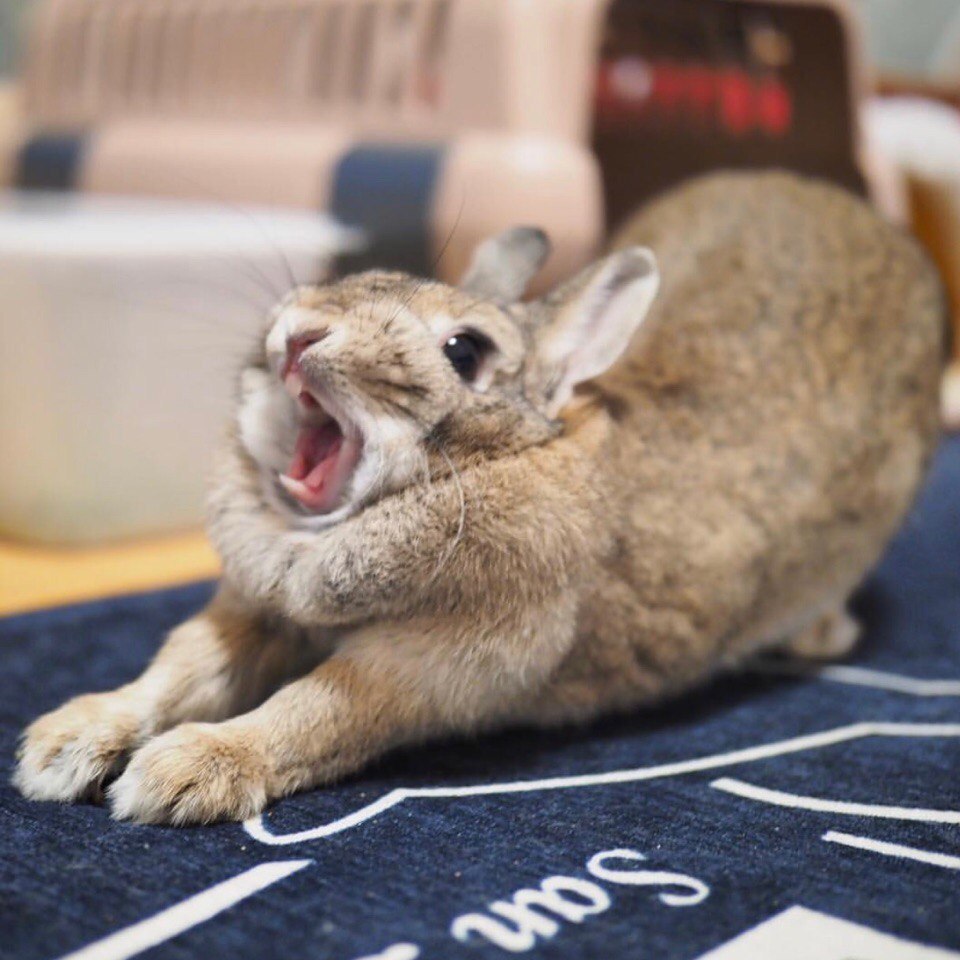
237;367;299;477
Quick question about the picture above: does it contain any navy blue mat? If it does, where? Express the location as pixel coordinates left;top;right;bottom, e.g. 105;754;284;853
2;439;959;960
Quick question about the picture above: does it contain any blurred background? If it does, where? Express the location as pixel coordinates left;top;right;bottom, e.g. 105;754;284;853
1;0;959;613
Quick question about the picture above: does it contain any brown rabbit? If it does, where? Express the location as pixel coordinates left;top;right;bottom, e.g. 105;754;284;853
15;171;945;824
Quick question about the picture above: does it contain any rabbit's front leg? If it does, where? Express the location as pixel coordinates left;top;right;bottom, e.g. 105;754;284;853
108;605;577;824
15;590;302;804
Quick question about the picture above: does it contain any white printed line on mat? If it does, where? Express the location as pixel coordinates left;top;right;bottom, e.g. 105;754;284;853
711;777;960;823
55;859;312;960
753;662;960;697
246;722;960;845
823;831;960;870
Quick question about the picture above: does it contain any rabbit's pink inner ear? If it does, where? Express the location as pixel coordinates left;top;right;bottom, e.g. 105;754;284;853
538;247;659;418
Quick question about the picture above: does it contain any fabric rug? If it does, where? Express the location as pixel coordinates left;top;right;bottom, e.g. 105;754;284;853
2;439;959;960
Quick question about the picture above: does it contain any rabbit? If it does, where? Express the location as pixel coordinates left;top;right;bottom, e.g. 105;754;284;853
14;171;946;825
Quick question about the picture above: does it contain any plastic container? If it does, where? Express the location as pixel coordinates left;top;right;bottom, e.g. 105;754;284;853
0;192;354;543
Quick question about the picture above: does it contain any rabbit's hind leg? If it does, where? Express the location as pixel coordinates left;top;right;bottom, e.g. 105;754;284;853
781;607;860;661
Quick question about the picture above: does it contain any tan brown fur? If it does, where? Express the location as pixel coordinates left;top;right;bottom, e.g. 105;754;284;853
16;172;945;823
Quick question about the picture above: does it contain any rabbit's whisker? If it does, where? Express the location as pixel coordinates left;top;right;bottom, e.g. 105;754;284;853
427;436;466;576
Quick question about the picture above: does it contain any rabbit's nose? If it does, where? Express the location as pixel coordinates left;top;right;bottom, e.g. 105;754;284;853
282;331;328;379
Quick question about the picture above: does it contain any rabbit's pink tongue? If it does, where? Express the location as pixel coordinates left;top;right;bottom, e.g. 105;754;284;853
280;421;360;512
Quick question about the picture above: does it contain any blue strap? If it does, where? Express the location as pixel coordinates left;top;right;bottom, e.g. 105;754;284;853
15;132;87;190
331;142;445;277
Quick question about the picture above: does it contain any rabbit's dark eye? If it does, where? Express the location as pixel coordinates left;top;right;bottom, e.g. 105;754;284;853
443;332;487;383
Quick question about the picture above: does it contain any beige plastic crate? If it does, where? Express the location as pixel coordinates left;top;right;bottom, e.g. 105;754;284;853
6;0;607;289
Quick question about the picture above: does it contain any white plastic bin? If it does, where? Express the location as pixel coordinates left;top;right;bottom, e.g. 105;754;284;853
0;193;355;543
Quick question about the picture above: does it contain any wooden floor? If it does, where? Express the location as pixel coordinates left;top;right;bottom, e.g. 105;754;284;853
0;530;220;616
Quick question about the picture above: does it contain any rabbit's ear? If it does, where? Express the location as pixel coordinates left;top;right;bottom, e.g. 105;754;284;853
537;247;659;417
460;227;551;302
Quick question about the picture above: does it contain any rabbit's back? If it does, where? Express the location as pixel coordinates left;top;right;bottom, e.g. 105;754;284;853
593;172;945;676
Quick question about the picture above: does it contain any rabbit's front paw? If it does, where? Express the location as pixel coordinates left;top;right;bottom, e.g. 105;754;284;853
14;693;143;802
108;723;269;825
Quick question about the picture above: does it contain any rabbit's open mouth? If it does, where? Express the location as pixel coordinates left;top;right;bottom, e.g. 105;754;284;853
277;375;363;514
